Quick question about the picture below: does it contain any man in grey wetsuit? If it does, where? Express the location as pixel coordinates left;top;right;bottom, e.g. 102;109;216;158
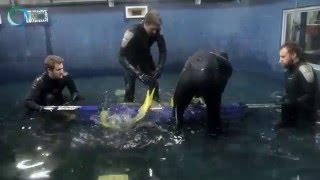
277;42;319;128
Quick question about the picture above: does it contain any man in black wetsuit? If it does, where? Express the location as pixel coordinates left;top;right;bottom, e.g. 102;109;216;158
173;49;233;135
25;55;80;111
119;9;167;102
277;42;319;128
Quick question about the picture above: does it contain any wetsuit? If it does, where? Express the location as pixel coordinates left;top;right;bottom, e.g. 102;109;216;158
174;49;232;134
25;72;79;111
119;23;167;102
281;61;318;127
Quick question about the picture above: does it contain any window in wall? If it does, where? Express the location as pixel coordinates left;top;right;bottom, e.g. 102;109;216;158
282;6;320;64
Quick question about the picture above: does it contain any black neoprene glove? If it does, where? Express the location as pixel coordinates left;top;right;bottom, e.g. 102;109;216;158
153;66;163;79
138;73;156;87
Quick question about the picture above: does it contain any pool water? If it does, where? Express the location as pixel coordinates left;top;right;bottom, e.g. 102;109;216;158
1;71;320;180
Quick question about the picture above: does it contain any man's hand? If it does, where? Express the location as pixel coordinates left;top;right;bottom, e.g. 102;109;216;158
153;67;163;79
276;95;292;106
71;93;84;103
138;74;156;87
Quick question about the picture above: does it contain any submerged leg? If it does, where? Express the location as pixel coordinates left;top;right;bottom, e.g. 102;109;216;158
124;72;136;102
204;94;222;135
276;104;296;129
173;87;193;131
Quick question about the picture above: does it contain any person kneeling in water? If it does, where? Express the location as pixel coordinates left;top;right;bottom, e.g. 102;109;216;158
25;55;81;112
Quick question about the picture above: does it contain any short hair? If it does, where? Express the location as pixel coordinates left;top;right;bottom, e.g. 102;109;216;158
44;55;64;71
280;42;303;59
144;9;162;26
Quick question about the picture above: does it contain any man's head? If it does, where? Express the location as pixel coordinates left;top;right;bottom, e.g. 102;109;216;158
279;42;303;68
44;55;65;79
143;10;162;36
